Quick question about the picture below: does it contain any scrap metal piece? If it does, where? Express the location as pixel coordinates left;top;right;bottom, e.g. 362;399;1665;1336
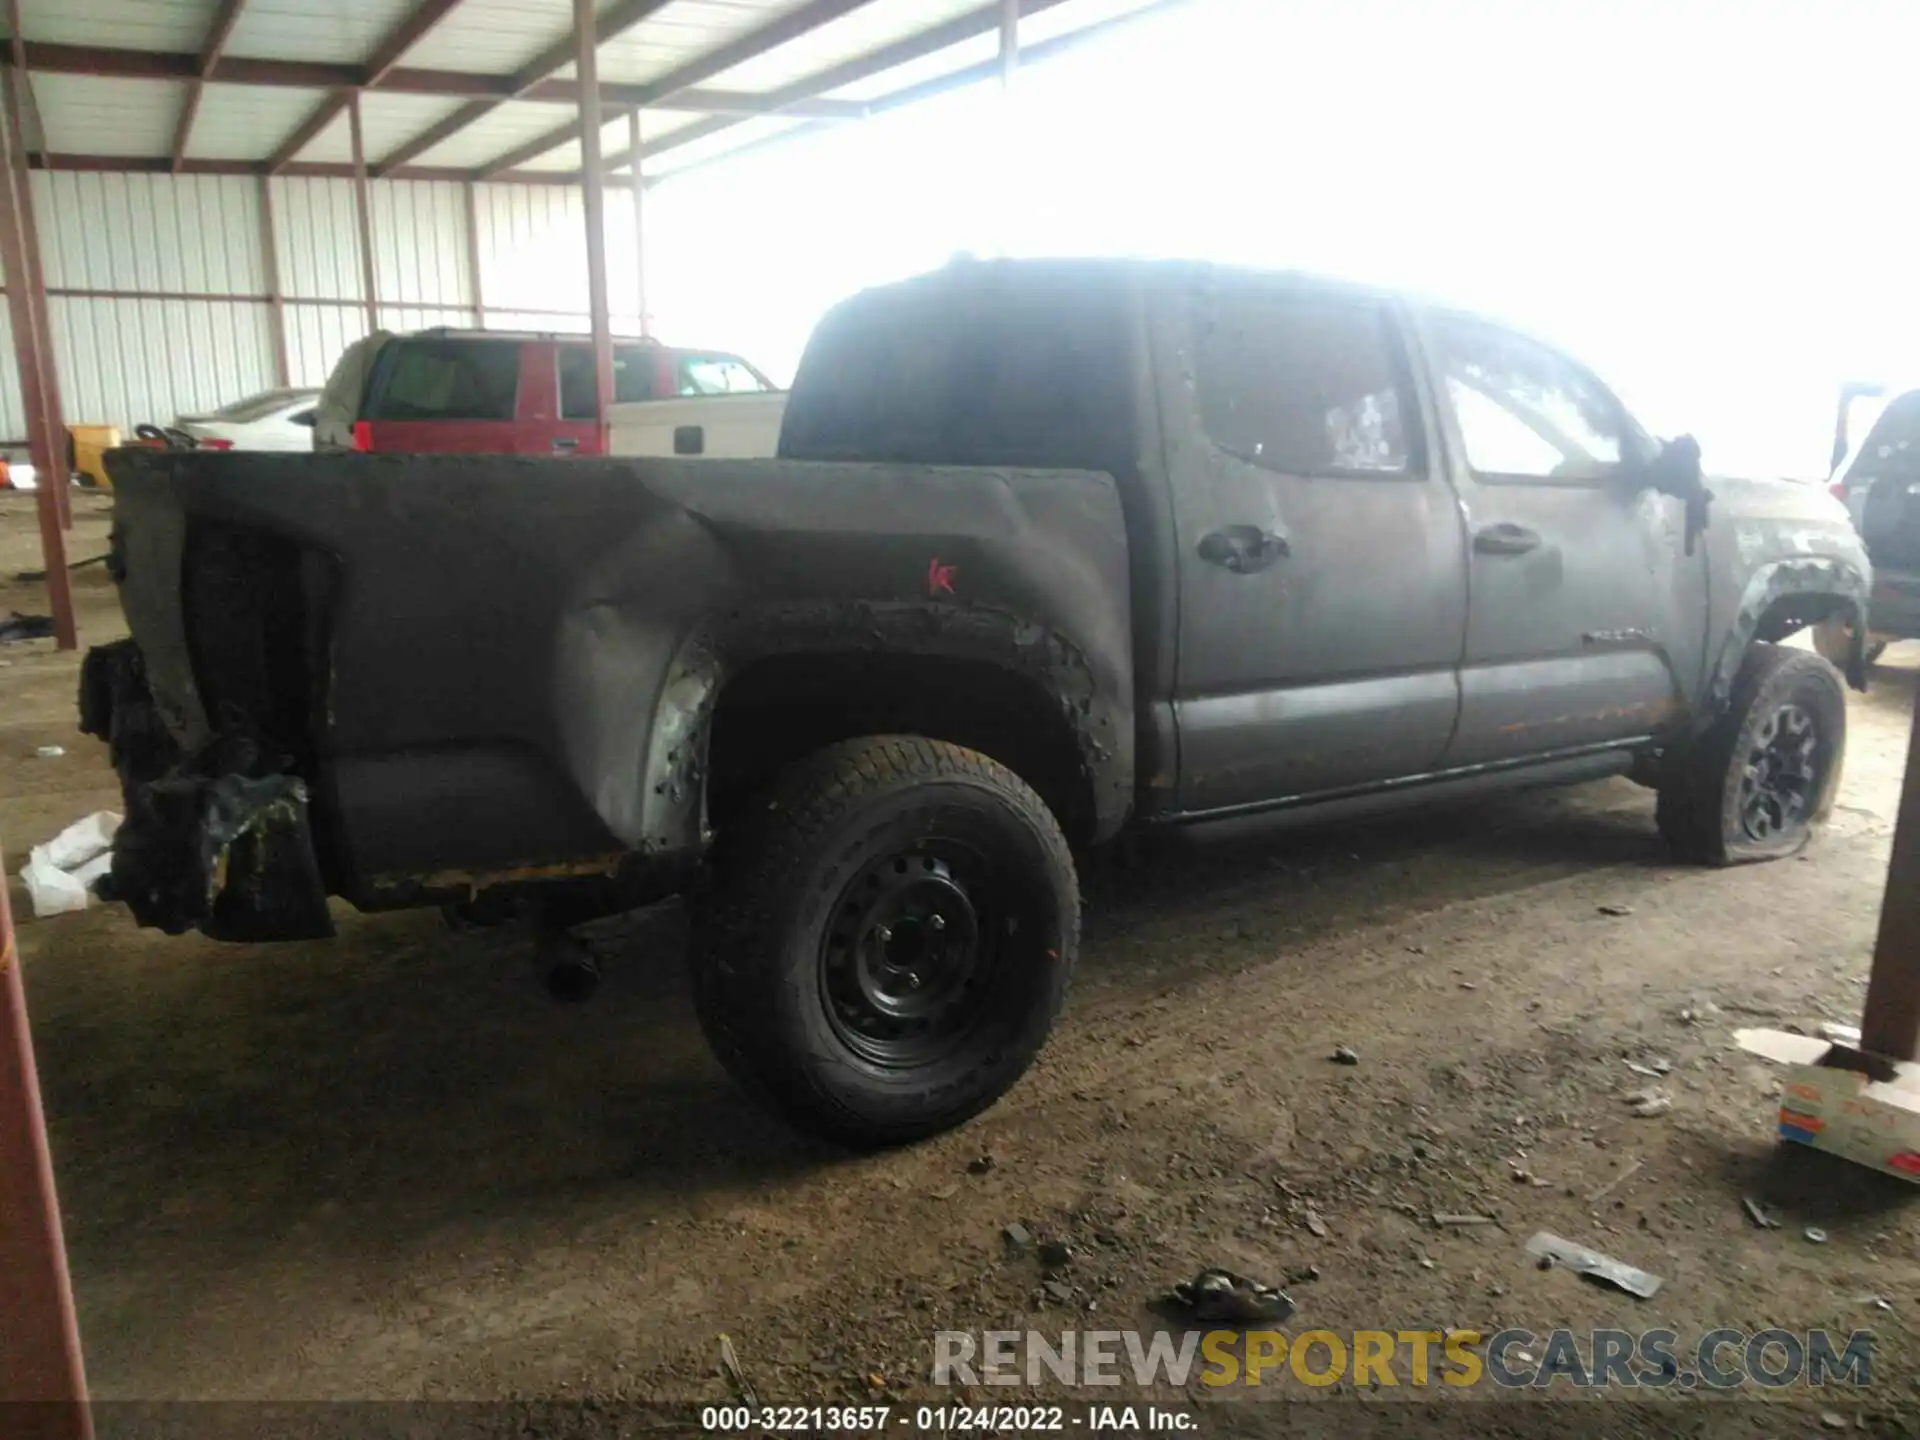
1587;1159;1645;1204
1525;1231;1662;1299
1742;1197;1780;1230
1169;1268;1296;1325
719;1334;758;1407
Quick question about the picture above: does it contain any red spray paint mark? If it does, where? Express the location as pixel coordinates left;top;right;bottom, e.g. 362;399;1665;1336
927;558;957;596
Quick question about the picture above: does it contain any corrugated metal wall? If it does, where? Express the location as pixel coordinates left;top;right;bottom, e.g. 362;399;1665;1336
2;168;639;445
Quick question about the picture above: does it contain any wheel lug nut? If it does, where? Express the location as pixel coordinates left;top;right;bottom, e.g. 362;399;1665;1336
876;924;892;944
929;914;946;932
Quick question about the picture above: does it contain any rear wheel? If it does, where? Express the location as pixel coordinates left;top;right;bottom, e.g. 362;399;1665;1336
690;736;1078;1147
1657;643;1846;865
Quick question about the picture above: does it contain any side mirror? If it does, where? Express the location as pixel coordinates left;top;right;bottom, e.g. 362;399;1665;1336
1641;434;1703;499
1633;435;1712;554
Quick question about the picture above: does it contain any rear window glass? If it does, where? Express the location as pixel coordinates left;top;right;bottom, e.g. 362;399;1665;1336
1845;391;1920;484
370;340;520;422
1193;284;1413;476
559;344;663;418
781;272;1127;468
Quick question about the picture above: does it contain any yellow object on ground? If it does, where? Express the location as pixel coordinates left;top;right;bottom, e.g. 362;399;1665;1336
68;424;121;489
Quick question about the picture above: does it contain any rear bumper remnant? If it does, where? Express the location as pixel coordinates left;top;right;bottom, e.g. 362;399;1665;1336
79;640;332;941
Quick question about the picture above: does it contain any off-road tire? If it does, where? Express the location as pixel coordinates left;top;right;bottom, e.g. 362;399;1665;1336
1656;643;1846;865
690;736;1078;1147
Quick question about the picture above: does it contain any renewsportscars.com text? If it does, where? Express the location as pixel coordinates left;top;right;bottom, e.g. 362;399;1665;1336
932;1327;1874;1390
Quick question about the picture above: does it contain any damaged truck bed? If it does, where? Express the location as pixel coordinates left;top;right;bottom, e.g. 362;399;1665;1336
84;258;1870;1144
84;449;1132;940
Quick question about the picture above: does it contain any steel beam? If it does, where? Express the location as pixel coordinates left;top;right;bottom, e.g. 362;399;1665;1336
170;0;247;172
479;0;879;177
0;849;91;1437
640;0;1180;183
463;179;485;328
8;43;864;116
347;92;378;331
5;0;62;533
27;154;578;184
597;0;1074;174
266;0;471;175
627;109;646;336
0;66;71;647
575;0;614;429
258;175;289;384
375;0;674;177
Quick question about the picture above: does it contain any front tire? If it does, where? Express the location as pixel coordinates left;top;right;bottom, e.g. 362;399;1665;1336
1657;643;1846;865
690;736;1079;1147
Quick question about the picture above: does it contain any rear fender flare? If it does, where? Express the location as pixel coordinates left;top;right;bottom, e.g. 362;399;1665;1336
633;600;1133;853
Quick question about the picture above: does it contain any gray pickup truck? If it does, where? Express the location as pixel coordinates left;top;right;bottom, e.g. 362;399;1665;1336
83;259;1870;1146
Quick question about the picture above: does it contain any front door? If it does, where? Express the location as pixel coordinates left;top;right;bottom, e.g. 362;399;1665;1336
1418;311;1708;767
1168;274;1470;814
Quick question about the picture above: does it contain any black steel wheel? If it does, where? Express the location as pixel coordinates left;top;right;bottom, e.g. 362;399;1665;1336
1737;701;1820;844
1658;643;1846;865
691;736;1078;1147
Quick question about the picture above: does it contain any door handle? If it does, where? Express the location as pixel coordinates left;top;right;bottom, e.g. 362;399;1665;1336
552;436;580;453
1473;522;1543;556
1198;524;1290;574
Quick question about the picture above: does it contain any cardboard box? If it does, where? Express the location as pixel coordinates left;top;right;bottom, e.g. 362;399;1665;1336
1736;1027;1920;1182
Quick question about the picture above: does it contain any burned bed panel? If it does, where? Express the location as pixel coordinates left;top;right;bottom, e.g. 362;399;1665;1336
96;449;1133;935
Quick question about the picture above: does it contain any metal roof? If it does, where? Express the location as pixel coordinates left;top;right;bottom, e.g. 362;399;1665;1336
5;0;1182;186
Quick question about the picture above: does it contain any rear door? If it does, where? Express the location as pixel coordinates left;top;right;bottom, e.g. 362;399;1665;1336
1420;311;1707;767
555;343;667;455
360;337;522;453
1167;273;1469;813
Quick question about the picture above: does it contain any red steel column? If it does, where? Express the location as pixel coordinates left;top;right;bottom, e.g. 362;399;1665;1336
575;0;615;427
1861;680;1920;1059
626;109;647;337
347;91;378;333
0;68;73;649
0;850;93;1439
6;1;64;532
257;176;291;386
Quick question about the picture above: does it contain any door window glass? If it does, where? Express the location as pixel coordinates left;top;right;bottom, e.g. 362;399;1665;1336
370;340;520;421
1194;285;1414;476
1435;317;1625;482
561;345;667;418
677;353;770;395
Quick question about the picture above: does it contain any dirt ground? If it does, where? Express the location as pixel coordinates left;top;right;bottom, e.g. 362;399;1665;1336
6;491;1920;1432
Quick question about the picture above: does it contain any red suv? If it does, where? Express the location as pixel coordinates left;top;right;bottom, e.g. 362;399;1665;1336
312;328;773;455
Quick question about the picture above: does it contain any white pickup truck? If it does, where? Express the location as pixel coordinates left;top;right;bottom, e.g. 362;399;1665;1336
607;390;788;459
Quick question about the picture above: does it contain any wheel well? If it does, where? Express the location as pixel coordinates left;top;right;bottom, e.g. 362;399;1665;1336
706;652;1093;843
1753;590;1857;643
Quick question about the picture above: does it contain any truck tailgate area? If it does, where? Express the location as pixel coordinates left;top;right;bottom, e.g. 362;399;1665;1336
90;448;1132;938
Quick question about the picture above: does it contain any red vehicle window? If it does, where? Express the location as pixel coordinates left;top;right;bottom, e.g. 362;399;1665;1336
369;340;521;421
558;344;665;419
